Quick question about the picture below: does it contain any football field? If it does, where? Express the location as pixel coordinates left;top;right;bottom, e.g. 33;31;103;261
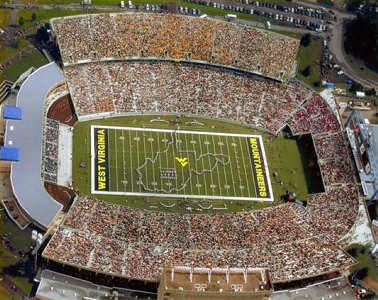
91;125;273;201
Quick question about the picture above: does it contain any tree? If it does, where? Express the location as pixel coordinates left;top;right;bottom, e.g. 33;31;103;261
9;40;19;49
300;33;311;47
18;17;24;26
35;26;49;44
346;0;365;12
345;3;378;70
355;267;368;280
349;81;363;93
31;13;37;22
366;88;376;96
301;65;311;77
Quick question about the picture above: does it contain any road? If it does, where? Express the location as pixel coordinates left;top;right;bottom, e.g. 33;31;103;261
294;0;378;88
0;276;28;299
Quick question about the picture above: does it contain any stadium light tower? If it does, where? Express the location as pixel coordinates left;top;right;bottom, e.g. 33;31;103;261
31;230;43;272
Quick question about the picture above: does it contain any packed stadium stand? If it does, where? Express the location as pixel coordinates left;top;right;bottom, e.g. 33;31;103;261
64;61;313;134
50;13;298;81
43;195;357;283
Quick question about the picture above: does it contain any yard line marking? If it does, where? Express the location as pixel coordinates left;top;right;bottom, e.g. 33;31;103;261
204;134;216;195
238;136;251;197
183;132;194;196
121;129;127;192
225;136;237;196
170;132;180;195
128;129;134;192
156;131;164;190
148;130;157;190
190;133;201;195
141;130;149;190
115;129;119;192
211;134;223;197
135;131;142;192
176;132;187;195
217;135;230;197
197;134;209;196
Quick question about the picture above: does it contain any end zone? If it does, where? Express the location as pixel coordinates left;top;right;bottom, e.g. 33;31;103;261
248;137;272;199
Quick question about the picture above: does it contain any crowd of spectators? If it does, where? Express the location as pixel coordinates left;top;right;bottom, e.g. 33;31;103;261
51;13;298;81
320;159;356;186
43;194;357;283
312;131;356;187
65;61;311;134
313;133;349;160
305;185;359;241
288;94;340;136
42;118;60;183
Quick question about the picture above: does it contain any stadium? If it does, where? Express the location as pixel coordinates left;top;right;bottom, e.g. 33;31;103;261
0;11;366;299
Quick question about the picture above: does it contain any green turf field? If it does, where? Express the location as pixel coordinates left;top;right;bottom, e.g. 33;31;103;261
90;124;272;201
73;115;309;212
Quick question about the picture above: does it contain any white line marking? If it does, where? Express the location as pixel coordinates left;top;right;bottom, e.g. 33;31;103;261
115;129;119;192
91;126;95;194
92;125;263;138
218;135;230;197
225;136;237;196
128;129;134;192
183;132;194;196
93;190;273;201
156;131;164;190
121;130;127;192
211;134;222;197
238;136;251;197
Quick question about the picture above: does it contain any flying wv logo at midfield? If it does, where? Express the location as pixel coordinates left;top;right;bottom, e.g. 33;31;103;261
175;157;189;167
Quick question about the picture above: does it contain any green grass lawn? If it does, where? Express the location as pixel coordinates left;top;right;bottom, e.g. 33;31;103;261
347;244;378;282
270;29;303;39
0;211;33;296
3;50;48;82
73;115;308;212
0;8;11;27
16;9;88;28
0;38;30;65
296;35;324;91
0;286;21;300
0;211;32;253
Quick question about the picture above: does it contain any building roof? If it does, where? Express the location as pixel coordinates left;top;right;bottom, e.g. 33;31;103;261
3;105;23;120
271;276;355;300
35;269;156;300
4;63;64;229
0;146;20;161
